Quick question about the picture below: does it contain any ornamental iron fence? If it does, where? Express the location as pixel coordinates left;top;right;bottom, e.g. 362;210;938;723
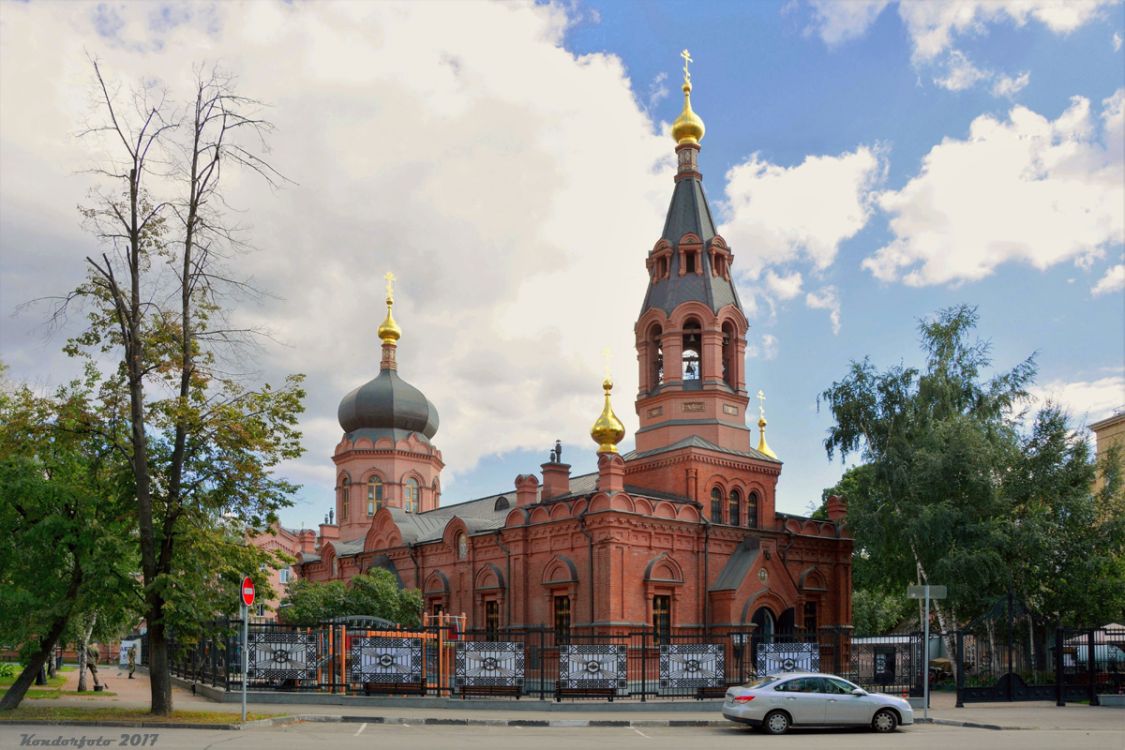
161;621;1124;704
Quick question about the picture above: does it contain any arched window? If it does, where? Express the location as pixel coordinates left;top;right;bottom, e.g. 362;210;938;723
711;487;723;523
747;491;760;528
722;321;737;388
367;477;383;517
728;489;742;527
649;324;664;389
340;477;350;522
404;478;420;513
682;319;702;383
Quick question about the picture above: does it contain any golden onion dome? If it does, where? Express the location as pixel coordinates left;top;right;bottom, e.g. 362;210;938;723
671;80;705;146
590;378;626;453
377;298;401;344
377;271;401;345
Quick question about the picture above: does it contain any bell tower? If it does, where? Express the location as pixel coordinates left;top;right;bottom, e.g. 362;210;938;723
634;51;751;454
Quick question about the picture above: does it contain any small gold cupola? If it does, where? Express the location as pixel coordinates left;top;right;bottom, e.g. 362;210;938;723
756;389;777;459
671;49;705;146
590;378;626;454
378;271;402;345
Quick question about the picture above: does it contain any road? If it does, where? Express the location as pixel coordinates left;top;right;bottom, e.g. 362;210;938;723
3;721;1123;750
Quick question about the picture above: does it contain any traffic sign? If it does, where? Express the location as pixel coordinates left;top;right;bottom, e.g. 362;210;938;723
241;576;256;607
907;585;947;599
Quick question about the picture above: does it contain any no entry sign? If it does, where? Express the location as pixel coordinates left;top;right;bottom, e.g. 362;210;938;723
241;576;256;607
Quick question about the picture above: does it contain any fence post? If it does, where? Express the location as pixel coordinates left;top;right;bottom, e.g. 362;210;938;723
1087;629;1099;707
640;627;647;702
834;627;843;676
955;631;964;708
538;626;546;701
1055;627;1065;706
224;628;231;692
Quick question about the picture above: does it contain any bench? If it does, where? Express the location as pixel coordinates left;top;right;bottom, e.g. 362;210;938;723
695;685;729;700
555;683;619;702
362;681;426;696
459;684;523;699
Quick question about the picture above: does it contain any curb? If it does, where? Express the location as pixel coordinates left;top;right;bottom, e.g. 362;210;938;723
4;714;1031;732
916;717;1014;731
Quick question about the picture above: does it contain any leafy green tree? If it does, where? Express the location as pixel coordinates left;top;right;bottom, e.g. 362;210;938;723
820;305;1125;653
279;579;350;626
820;306;1033;653
1002;410;1125;627
58;60;303;715
852;589;911;636
279;569;422;627
0;377;140;710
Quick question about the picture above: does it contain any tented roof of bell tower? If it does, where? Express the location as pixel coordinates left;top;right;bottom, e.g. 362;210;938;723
640;171;743;317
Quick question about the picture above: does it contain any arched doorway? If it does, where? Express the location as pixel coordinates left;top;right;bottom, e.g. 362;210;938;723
751;606;775;674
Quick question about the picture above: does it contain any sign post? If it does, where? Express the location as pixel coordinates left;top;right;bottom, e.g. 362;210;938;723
240;576;255;722
907;584;946;720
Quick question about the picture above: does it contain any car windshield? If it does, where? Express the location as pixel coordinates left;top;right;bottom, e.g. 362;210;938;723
741;675;782;690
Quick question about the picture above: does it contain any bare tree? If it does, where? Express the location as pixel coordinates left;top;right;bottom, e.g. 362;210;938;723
67;60;302;716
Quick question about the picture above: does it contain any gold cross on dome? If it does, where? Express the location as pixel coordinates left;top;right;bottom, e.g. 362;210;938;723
681;49;693;85
757;389;767;419
384;271;396;302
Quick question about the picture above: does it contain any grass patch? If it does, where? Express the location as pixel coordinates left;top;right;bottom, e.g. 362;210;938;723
0;706;283;724
25;689;118;699
0;673;67;688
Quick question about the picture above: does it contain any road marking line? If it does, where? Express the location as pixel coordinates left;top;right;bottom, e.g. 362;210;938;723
632;727;649;738
354;723;367;736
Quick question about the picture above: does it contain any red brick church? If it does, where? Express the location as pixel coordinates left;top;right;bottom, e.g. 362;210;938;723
286;67;854;640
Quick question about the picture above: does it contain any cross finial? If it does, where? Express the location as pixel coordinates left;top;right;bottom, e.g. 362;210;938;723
384;271;396;303
602;346;612;380
757;389;767;420
680;49;693;87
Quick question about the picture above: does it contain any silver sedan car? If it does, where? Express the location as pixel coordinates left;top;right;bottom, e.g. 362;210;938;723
722;672;914;734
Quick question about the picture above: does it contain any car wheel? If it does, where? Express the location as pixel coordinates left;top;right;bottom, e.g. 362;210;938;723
872;708;898;733
763;710;790;735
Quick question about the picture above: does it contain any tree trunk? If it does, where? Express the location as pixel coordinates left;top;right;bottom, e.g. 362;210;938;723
147;610;172;714
76;614;96;692
915;556;958;681
46;651;57;679
0;599;75;710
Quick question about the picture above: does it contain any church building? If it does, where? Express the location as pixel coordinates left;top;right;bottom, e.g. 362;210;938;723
288;65;854;641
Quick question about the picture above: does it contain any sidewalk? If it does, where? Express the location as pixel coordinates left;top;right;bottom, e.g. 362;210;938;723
28;668;1125;732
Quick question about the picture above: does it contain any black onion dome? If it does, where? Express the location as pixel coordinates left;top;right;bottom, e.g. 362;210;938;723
337;369;439;439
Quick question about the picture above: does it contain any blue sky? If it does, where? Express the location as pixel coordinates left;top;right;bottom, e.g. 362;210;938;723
0;1;1122;530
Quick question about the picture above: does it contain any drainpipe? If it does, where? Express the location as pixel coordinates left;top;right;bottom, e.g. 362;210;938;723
702;519;711;636
495;531;513;629
407;542;421;595
578;508;595;632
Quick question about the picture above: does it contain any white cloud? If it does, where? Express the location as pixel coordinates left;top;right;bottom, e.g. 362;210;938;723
1030;376;1125;426
897;0;1115;62
720;146;884;279
764;269;804;300
748;333;780;362
645;71;669;112
0;2;672;512
805;286;842;334
866;91;1125;286
805;1;1113;58
806;0;892;46
933;50;990;91
992;70;1031;98
1115;31;1123;51
1092;264;1125;296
